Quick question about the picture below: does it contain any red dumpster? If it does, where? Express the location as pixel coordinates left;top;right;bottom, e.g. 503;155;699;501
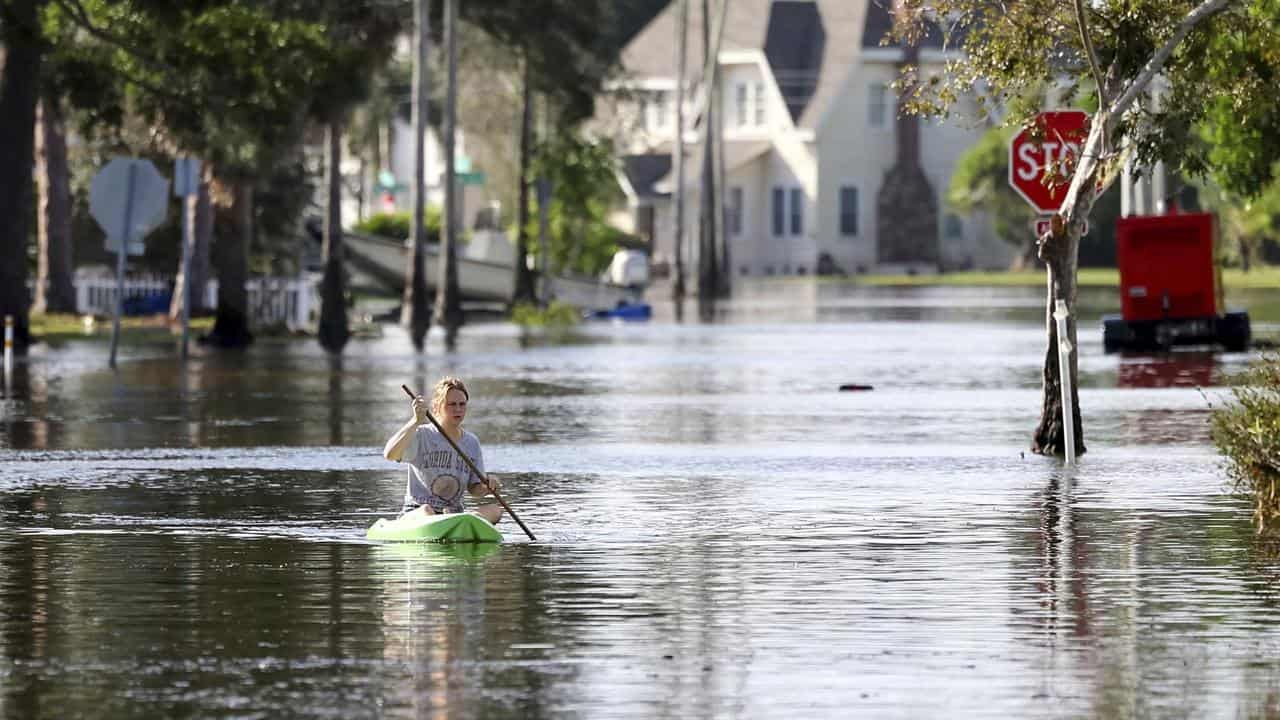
1102;212;1249;352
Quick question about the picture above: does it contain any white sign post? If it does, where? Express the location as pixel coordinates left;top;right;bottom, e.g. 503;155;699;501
89;157;171;369
174;158;201;361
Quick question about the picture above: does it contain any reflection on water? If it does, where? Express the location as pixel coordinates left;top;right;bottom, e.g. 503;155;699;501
3;285;1280;718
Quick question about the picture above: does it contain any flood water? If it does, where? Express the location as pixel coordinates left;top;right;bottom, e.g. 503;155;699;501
3;282;1280;718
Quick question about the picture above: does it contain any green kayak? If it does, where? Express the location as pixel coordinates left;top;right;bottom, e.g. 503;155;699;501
366;511;503;543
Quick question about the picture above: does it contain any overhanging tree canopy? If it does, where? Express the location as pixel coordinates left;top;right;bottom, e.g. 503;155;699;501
891;0;1280;455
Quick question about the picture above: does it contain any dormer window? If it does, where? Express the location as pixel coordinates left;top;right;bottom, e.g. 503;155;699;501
652;90;668;129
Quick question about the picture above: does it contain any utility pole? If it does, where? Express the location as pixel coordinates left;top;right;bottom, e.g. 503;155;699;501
434;0;464;345
697;0;724;307
401;0;431;350
672;0;688;302
713;17;729;299
511;58;537;306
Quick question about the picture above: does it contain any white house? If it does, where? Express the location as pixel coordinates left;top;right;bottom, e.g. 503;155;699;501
600;0;1013;279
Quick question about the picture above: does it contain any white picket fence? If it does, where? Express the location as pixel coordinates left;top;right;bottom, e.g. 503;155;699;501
74;269;319;330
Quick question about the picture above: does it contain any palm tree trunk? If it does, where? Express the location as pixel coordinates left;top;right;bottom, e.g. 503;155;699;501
672;0;688;301
205;181;254;347
0;0;45;352
318;119;350;353
401;0;431;349
511;57;536;306
434;0;463;343
34;92;75;314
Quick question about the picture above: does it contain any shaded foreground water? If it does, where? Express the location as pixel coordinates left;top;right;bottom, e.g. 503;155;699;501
3;283;1280;718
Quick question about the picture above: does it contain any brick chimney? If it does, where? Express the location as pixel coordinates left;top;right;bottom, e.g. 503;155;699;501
876;38;939;269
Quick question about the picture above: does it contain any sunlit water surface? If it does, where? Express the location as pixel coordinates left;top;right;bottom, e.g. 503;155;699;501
3;284;1280;719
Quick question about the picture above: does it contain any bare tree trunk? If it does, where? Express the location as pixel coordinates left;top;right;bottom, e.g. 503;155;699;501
318;119;350;353
672;0;688;301
0;0;45;352
401;0;431;350
34;92;75;314
434;0;463;343
169;165;214;321
1031;218;1085;457
205;182;254;348
168;179;198;320
511;58;537;306
190;167;213;313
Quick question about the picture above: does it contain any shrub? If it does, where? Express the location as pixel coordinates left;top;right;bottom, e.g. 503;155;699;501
353;208;441;243
510;301;580;329
1211;355;1280;531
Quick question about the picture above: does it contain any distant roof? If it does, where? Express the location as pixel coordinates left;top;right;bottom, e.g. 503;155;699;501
765;2;825;122
653;141;771;192
622;153;674;198
619;0;867;130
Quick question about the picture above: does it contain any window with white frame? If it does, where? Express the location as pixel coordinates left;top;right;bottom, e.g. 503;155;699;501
839;186;858;236
735;83;749;127
869;83;889;128
754;82;766;125
728;186;744;236
789;188;804;236
944;212;963;239
653;90;668;129
771;187;785;236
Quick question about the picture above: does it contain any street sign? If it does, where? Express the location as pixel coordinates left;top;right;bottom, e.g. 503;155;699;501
174;157;201;197
90;157;170;255
1033;216;1088;237
1009;110;1090;214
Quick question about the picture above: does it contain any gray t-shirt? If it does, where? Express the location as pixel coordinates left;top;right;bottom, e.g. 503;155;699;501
400;425;485;513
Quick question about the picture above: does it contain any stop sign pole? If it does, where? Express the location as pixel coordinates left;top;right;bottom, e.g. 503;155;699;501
108;164;140;369
90;157;170;369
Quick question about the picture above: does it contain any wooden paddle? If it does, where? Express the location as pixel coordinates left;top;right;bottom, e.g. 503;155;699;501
401;384;536;541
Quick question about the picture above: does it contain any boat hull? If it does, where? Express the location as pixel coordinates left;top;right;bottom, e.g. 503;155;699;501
366;511;503;543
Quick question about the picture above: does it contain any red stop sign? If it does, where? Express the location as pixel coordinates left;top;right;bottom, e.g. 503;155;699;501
1008;110;1090;214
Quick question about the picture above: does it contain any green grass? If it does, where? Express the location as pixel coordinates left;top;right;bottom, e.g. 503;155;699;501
31;313;215;342
1222;268;1280;290
850;267;1280;290
852;268;1118;287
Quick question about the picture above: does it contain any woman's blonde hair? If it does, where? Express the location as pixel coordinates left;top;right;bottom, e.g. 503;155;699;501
431;376;469;413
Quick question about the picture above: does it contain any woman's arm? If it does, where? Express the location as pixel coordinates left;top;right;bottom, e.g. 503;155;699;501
382;418;418;461
383;396;429;461
468;472;500;497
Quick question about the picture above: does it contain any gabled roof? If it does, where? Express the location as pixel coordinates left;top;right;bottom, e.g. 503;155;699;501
619;0;868;130
764;2;825;122
653;141;771;192
622;153;674;199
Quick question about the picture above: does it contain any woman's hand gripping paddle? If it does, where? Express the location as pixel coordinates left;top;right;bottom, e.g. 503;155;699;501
402;384;536;541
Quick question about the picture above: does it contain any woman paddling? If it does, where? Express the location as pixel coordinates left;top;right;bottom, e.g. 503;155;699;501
382;376;504;524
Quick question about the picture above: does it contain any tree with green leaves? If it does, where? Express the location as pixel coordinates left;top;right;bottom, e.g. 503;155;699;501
526;132;627;278
893;0;1280;456
947;126;1038;268
462;0;624;307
